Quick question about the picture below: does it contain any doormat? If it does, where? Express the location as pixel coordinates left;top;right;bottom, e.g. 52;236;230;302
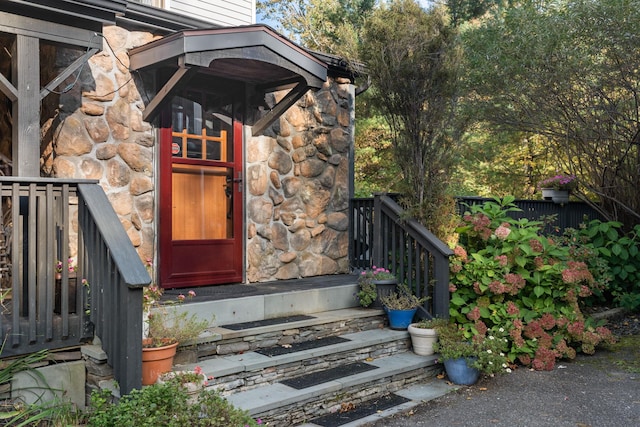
310;393;411;427
221;315;315;331
255;336;350;357
164;284;258;297
280;362;378;390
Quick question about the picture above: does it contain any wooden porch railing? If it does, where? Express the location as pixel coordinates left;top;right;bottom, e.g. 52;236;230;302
0;178;150;394
368;195;453;319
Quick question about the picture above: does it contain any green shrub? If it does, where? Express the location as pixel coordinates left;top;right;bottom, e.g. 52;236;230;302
87;382;260;427
450;197;616;370
564;220;640;311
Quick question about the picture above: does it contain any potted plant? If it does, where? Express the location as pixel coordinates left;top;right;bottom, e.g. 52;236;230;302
356;266;398;308
380;284;427;330
408;317;447;356
157;366;209;404
433;322;510;385
142;267;211;385
538;174;577;204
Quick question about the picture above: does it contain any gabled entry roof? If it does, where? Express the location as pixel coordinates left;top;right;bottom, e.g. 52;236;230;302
129;25;328;134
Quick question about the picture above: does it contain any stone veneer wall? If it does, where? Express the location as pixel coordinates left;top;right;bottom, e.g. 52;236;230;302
246;79;354;282
47;26;160;262
44;24;355;280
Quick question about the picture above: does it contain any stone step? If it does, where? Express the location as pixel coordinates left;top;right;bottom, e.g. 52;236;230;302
299;381;457;427
176;326;411;395
176;307;389;363
171;276;360;327
172;303;454;426
223;351;449;426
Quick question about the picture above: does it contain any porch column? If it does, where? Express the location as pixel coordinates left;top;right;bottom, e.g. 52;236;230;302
11;35;41;177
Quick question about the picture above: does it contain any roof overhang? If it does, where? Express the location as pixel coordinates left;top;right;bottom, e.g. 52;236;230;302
0;0;126;49
129;25;328;134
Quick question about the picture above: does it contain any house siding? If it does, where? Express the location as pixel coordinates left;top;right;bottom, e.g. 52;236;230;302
170;0;255;26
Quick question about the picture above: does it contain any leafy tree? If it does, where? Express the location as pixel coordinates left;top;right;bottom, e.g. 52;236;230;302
446;0;508;26
257;0;376;58
354;115;401;197
359;1;462;238
461;0;640;230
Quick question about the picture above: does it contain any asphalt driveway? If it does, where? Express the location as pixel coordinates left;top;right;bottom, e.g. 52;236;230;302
367;334;640;427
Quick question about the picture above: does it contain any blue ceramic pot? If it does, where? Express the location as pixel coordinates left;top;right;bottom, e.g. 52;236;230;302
443;357;480;385
386;308;417;330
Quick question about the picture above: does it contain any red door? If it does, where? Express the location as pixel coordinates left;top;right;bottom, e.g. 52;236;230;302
158;93;243;288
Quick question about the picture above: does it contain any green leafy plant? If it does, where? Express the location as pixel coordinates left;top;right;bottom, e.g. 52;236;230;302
87;381;260;427
0;342;83;426
450;198;616;371
143;260;211;348
380;284;427;310
564;220;640;311
356;266;397;307
412;317;448;329
432;322;510;375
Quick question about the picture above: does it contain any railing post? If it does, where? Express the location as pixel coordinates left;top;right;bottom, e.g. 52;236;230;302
433;256;451;319
118;285;144;394
373;194;383;268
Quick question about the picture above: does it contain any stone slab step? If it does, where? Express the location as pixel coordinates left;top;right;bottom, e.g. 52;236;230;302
176;307;388;362
177;327;409;379
224;351;439;418
172;280;360;327
299;381;458;427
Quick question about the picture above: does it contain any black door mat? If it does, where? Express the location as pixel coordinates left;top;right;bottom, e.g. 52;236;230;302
255;336;350;357
221;315;315;331
280;362;378;390
311;393;411;427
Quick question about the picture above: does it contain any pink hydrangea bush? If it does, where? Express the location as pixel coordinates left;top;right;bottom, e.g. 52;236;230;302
450;197;615;371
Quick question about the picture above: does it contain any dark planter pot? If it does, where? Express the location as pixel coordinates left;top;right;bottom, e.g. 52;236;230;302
55;273;77;314
386;307;417;330
372;279;397;309
443;357;480;385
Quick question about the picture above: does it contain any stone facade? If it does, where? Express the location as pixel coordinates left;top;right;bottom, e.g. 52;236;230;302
246;80;354;281
35;24;354;282
46;26;159;263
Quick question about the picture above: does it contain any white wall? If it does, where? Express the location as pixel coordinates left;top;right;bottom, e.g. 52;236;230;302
167;0;255;26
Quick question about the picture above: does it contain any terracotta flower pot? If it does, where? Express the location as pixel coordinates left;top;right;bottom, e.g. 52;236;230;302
141;341;178;385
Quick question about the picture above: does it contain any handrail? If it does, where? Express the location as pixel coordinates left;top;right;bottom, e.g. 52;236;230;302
78;184;151;394
0;177;150;395
372;195;453;319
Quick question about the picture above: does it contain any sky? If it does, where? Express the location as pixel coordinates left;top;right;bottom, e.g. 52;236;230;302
255;0;436;27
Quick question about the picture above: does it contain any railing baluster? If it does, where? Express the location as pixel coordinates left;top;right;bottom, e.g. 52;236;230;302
45;184;54;340
11;182;21;347
368;194;453;319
